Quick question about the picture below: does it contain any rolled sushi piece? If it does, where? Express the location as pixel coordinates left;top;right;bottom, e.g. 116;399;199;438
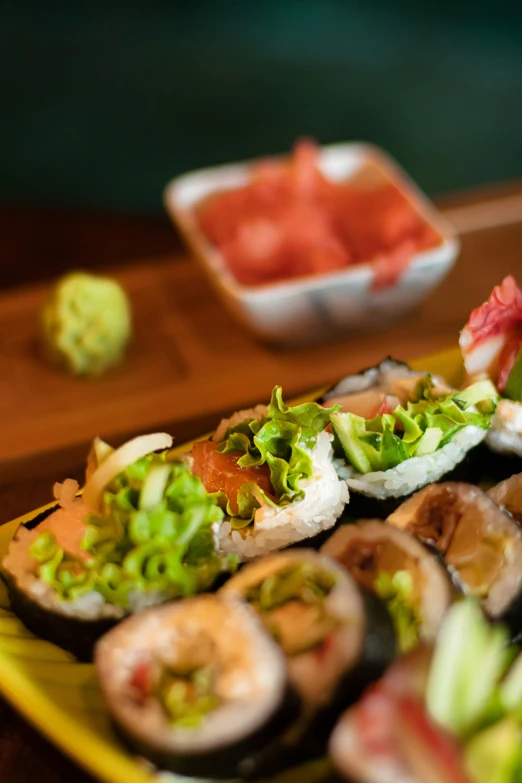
319;356;451;415
488;473;522;524
330;601;514;783
190;386;349;560
329;370;498;517
321;521;452;652
95;594;300;779
460;275;522;466
2;433;231;660
221;549;396;764
387;482;522;631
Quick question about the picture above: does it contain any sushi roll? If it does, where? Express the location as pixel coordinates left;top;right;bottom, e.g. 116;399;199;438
328;362;497;517
321;521;452;651
460;275;522;469
488;473;522;524
319;357;447;415
387;482;522;630
95;594;300;779
2;433;230;660
190;386;348;560
330;601;513;783
221;549;396;763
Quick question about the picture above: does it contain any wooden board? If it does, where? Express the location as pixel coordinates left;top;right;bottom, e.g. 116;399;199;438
1;192;522;471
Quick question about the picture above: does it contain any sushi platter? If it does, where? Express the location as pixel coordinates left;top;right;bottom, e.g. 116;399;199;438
1;278;522;783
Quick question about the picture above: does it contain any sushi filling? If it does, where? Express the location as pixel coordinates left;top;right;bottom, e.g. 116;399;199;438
388;484;522;617
3;450;229;621
243;562;340;656
96;596;290;757
191;387;348;559
334;540;421;653
331;377;497;500
222;552;365;711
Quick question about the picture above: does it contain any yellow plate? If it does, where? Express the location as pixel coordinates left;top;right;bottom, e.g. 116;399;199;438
0;348;462;783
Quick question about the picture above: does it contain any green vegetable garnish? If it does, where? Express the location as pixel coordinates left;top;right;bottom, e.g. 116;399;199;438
246;562;336;612
504;351;522;403
464;719;522;783
245;563;338;656
331;378;498;475
215;387;339;528
160;666;220;728
426;601;510;738
373;570;420;653
30;458;232;606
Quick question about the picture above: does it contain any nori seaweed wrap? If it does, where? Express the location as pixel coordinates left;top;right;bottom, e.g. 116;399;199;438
322;521;452;651
387;482;522;633
221;549;396;771
95;594;300;779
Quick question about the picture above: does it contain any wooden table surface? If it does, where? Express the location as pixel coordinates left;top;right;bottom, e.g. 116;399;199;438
1;183;522;782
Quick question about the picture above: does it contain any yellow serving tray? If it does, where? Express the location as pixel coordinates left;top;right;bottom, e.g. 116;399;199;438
0;348;462;783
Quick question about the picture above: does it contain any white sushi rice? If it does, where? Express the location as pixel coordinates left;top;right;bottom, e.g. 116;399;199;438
214;431;349;560
3;525;170;621
335;424;486;500
487;400;522;458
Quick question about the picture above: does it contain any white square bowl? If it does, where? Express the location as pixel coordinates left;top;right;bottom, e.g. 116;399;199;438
164;142;459;345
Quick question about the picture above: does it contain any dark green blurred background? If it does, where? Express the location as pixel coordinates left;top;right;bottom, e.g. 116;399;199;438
2;0;522;214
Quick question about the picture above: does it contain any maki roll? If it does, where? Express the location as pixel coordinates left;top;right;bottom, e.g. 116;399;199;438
460;276;522;468
2;433;231;660
95;594;300;779
221;549;396;762
329;601;515;783
387;482;522;629
321;521;452;651
190;386;348;560
319;357;441;416
488;473;522;524
328;364;497;517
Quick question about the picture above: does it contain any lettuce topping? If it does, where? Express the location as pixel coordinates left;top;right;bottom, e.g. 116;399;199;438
331;377;498;474
30;456;230;606
373;570;420;653
215;386;339;528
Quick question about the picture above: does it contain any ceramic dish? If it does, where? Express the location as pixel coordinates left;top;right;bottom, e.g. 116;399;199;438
164;143;459;345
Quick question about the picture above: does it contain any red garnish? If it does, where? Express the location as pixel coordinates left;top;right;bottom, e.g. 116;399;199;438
129;662;150;702
191;441;275;515
196;139;440;290
466;276;522;347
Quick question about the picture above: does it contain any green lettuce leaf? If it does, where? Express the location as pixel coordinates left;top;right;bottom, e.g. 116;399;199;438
331;379;497;475
30;458;230;606
215;386;339;528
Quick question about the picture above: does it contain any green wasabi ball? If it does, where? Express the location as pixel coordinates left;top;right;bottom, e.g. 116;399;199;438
40;271;132;377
